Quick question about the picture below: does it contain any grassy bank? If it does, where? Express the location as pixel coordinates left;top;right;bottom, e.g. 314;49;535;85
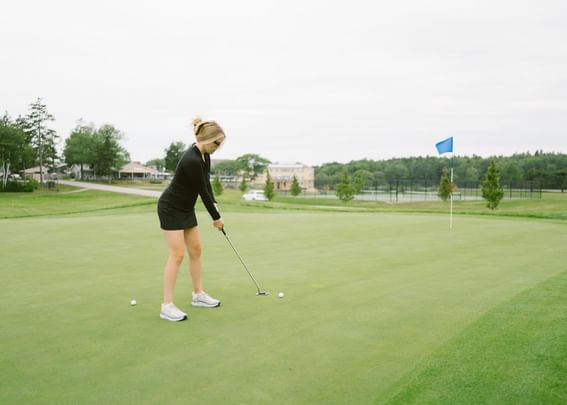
2;185;566;221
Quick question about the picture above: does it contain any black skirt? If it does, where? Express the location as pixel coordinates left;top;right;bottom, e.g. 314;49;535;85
157;198;198;230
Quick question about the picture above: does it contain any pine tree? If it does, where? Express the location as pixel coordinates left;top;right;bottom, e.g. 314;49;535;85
336;171;355;202
481;160;504;209
213;175;223;195
290;175;301;196
22;98;58;185
239;176;247;192
264;172;274;200
438;167;452;201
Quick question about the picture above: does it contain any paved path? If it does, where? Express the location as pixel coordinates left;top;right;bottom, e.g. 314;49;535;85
58;180;162;198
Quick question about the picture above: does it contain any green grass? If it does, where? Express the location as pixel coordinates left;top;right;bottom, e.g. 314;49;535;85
0;189;156;218
272;191;567;221
383;269;567;404
1;188;567;403
3;185;565;220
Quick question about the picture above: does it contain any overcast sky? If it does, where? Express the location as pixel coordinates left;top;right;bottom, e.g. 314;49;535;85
2;0;566;166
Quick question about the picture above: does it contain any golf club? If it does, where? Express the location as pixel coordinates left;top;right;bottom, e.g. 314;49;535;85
221;228;269;296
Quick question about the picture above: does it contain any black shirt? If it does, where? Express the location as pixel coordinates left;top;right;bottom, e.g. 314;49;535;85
160;144;221;220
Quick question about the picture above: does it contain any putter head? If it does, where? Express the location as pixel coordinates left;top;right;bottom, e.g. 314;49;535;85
256;291;269;296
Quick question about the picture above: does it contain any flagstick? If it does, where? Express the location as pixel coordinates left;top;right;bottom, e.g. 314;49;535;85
435;136;455;229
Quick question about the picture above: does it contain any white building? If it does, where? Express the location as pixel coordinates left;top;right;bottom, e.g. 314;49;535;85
256;163;315;191
69;162;169;180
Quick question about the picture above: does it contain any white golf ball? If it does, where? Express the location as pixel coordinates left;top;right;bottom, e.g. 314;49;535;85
278;292;284;298
130;299;137;306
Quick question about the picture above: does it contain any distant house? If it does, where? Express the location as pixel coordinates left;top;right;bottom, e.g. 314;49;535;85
115;161;159;179
256;163;315;191
68;162;170;180
23;166;43;181
23;165;66;181
69;164;95;180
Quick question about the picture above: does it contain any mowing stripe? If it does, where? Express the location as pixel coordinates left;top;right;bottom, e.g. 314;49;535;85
382;269;567;404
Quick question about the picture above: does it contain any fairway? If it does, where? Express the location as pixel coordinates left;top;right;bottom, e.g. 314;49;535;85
1;207;567;404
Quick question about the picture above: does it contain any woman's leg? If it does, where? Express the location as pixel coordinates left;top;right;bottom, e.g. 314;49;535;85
184;226;203;293
162;230;186;304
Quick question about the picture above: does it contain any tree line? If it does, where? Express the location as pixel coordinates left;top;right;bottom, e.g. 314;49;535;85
1;98;58;188
1;98;129;188
315;153;567;191
3;99;565;192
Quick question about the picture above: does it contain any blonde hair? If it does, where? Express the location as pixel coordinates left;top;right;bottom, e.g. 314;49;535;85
192;117;225;144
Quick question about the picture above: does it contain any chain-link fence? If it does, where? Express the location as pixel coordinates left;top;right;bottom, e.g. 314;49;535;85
280;179;542;203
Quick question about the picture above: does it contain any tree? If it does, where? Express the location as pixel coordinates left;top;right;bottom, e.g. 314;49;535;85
212;175;223;195
264;171;274;200
553;169;567;192
336;171;355;202
239;176;248;192
500;161;523;185
63;121;96;180
213;160;239;176
90;125;129;182
164;142;186;172
146;158;165;172
481;160;504;210
353;169;375;191
0;120;28;187
236;154;271;181
384;162;409;183
464;166;480;183
438;167;452;201
290;175;301;196
21;98;59;185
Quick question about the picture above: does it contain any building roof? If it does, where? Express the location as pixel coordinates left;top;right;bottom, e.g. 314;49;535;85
269;162;311;169
118;162;159;174
23;166;43;173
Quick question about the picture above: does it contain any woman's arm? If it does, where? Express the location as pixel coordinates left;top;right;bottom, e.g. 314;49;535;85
188;159;221;220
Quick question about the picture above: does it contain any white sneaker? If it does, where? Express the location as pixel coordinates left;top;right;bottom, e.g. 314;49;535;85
160;303;188;321
192;291;221;308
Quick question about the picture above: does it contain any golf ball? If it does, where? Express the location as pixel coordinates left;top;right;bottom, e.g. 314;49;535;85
278;292;284;298
130;299;137;306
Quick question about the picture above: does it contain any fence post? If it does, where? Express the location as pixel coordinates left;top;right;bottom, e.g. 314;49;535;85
396;180;399;203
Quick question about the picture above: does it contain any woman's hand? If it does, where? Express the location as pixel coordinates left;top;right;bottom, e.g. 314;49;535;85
213;218;224;231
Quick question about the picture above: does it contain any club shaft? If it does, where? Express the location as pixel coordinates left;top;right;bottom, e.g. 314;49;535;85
223;232;262;292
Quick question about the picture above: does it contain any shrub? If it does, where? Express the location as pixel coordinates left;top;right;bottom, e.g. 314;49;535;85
290;175;301;196
212;175;223;195
336;171;355;202
23;179;39;192
0;179;39;192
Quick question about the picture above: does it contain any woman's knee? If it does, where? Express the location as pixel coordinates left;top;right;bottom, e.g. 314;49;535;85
188;242;202;259
168;250;185;265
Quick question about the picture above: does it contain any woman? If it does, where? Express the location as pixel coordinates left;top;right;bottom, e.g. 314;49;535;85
157;117;225;322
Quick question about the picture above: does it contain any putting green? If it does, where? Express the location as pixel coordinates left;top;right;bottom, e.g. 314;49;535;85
1;209;566;404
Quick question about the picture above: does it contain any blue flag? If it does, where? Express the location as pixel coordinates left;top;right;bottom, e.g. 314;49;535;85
435;137;453;155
